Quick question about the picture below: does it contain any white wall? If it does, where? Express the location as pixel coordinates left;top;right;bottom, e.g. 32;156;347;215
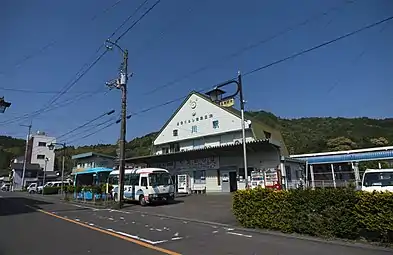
154;93;250;146
30;135;56;172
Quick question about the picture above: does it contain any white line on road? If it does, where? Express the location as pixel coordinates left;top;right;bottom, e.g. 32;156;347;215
227;232;252;238
106;229;169;245
171;237;183;241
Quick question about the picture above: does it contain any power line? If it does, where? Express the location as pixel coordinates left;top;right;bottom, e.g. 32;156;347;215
128;15;393;118
114;0;162;43
243;15;393;77
0;87;101;94
0;1;124;76
2;0;156;126
141;0;356;96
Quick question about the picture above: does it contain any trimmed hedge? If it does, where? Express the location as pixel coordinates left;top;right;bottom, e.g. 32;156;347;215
233;188;393;243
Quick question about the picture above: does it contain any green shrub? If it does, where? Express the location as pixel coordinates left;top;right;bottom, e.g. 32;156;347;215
233;188;393;243
43;186;60;195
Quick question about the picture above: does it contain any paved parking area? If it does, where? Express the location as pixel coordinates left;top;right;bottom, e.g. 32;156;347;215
3;192;392;255
124;193;238;225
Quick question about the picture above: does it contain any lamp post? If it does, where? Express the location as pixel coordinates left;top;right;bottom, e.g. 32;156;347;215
0;97;11;113
213;72;249;188
42;157;49;194
48;142;66;196
105;39;130;209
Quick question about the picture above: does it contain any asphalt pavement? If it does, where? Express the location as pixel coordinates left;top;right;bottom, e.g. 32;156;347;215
1;192;392;255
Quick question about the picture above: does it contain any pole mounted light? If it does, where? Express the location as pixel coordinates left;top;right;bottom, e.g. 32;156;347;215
0;97;11;113
105;39;130;209
214;72;249;188
48;142;66;196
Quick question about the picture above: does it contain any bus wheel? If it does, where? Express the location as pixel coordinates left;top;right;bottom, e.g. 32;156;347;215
139;195;147;206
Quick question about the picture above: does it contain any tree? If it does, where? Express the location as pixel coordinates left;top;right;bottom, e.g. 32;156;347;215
326;137;357;151
370;137;389;147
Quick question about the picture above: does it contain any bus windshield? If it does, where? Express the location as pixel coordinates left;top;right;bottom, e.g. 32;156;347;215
149;172;172;186
108;175;119;185
363;171;393;187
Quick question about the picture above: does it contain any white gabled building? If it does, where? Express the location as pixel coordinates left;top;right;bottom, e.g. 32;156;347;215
126;89;304;193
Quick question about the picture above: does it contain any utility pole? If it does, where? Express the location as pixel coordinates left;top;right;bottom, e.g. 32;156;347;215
21;123;32;190
43;157;49;194
105;39;130;209
238;72;249;188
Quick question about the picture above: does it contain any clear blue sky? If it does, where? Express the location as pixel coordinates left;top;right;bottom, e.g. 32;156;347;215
1;0;392;146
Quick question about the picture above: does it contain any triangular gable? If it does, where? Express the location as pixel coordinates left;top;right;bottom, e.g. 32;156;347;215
154;92;246;145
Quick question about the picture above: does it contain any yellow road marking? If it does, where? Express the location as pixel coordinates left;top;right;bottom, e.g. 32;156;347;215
25;205;181;255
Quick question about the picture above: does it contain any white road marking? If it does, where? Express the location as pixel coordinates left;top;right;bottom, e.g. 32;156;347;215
227;232;252;238
108;217;114;221
75;218;80;221
106;229;168;245
171;237;183;241
89;223;95;226
155;228;163;232
224;227;234;231
212;230;219;234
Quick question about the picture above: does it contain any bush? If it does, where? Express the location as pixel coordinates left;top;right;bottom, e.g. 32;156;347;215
233;188;393;243
43;186;60;195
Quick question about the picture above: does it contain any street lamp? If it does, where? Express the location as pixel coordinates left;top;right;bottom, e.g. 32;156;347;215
212;72;249;188
48;142;66;196
0;97;11;113
42;157;49;194
105;39;130;209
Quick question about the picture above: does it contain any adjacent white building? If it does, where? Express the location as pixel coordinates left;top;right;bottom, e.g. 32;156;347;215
27;131;56;172
126;89;305;193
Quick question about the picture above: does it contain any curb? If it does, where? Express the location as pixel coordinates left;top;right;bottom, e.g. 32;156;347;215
121;208;393;252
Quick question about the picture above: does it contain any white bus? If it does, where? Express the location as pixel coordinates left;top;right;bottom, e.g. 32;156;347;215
108;168;175;206
361;169;393;192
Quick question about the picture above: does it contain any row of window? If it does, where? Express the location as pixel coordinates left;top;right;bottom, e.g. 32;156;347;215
38;142;47;147
177;114;214;126
173;120;220;136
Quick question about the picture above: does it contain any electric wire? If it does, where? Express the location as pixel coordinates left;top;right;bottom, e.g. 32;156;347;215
141;0;357;96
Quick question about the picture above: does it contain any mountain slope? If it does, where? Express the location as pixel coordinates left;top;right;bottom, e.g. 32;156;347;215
1;112;392;174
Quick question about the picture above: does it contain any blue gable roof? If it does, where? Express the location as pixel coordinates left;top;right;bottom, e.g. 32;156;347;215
298;150;393;164
75;167;113;175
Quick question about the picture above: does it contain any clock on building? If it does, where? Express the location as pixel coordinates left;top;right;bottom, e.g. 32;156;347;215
190;100;197;109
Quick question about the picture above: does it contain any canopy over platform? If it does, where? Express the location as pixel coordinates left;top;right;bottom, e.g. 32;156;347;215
125;139;279;164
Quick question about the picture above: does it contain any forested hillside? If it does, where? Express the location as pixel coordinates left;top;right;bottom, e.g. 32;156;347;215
1;111;392;175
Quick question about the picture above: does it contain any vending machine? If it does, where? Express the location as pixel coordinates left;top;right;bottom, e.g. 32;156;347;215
177;174;190;194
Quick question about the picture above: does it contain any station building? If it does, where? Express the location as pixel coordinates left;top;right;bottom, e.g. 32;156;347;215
125;89;305;193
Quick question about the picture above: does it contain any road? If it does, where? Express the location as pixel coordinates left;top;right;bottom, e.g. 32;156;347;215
0;192;391;255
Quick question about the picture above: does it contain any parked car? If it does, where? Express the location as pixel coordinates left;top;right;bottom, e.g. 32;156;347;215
1;183;10;191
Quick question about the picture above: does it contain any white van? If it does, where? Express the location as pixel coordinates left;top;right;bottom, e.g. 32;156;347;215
108;168;175;206
361;169;393;192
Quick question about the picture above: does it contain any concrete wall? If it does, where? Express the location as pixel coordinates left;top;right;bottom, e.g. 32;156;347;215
30;135;56;172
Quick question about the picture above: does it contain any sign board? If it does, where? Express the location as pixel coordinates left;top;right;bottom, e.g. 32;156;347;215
219;98;235;108
176;157;219;171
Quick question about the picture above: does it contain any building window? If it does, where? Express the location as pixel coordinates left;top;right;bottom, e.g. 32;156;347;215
173;129;178;136
180;121;183;125
205;115;208;119
264;131;272;139
212;120;219;129
285;166;292;181
209;114;213;118
37;154;45;159
188;120;191;123
38;142;46;147
194;170;206;184
170;143;180;153
177;122;179;126
191;125;197;133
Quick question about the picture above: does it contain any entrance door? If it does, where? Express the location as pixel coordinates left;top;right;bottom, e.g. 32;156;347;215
229;172;237;192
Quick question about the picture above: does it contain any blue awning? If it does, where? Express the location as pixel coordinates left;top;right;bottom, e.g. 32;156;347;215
74;167;113;175
298;150;393;164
